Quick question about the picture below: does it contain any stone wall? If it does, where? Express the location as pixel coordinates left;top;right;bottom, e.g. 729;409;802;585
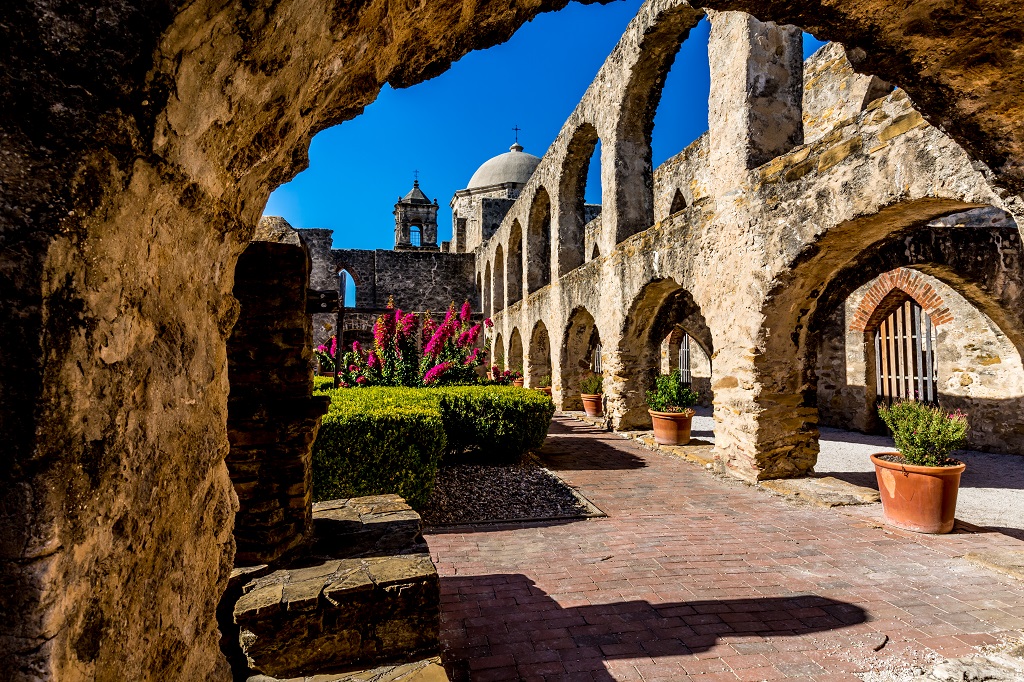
226;234;330;565
816;264;1024;455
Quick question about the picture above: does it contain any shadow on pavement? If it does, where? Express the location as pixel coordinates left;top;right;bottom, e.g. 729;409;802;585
441;574;867;681
540;417;647;471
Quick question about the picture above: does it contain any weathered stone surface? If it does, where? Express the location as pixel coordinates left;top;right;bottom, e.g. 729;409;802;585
963;551;1024;583
232;496;439;679
246;656;448;682
758;476;880;507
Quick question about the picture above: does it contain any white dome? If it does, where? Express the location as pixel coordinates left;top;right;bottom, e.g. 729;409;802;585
467;143;541;190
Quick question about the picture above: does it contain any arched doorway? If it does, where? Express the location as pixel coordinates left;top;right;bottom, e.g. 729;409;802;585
507;221;524;306
508;328;524;374
528;321;553;389
560;307;602;411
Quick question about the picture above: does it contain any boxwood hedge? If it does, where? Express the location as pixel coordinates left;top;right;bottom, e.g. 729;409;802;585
310;386;555;507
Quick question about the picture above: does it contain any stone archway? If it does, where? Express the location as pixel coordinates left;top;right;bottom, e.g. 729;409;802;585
810;216;1024;455
527;320;553;388
483;262;493;319
610;278;712;429
556;123;600;276
560;307;602;411
493;332;505;370
508;327;524;374
507;220;524;306
661;325;713;406
526;188;552;293
493;244;506;314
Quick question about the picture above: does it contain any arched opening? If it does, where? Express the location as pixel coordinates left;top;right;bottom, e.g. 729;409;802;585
814;259;1024;455
556;123;600;276
409;224;422;247
526;188;552;293
661;325;713;406
590;243;600;261
483;263;492;319
528;321;553;389
650;16;711;170
614;279;712;429
560;307;602;411
613;4;705;243
508;328;524;375
507;221;524;306
668;189;687;215
493;332;505;371
339;269;357;308
493;244;506;314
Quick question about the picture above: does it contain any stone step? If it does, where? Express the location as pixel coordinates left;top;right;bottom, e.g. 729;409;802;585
231;495;441;679
246;657;449;682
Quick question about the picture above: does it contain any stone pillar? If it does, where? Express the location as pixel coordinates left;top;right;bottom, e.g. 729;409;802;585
707;11;803;187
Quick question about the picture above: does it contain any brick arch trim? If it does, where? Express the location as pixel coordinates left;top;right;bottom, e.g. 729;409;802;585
849;268;954;332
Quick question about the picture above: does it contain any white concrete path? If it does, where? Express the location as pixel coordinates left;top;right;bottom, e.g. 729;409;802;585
689;406;1024;540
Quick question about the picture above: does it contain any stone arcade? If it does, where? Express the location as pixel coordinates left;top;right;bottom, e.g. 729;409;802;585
3;0;1024;679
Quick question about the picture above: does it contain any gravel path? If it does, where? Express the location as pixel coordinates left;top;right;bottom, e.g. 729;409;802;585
690;406;1024;538
420;461;590;526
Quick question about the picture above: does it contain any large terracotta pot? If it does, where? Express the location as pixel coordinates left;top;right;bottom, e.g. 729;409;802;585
871;453;966;534
513;378;525;388
649;410;693;446
581;393;603;417
535;387;552;397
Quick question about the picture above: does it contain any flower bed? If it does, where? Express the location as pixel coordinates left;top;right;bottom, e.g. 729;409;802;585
311;386;555;508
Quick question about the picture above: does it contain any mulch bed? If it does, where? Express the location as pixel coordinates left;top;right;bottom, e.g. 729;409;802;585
420;460;593;526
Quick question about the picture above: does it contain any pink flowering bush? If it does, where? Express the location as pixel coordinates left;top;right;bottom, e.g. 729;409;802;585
314;336;337;372
334;299;487;388
487;364;522;386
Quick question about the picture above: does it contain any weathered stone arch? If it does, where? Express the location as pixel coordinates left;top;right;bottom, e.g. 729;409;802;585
609;278;711;428
610;0;705;244
661;324;714;405
669;189;687;215
810;219;1024;451
493;243;506;314
556;123;600;276
483;262;492;319
560;306;602;411
507;220;524;306
508;327;524;372
745;201;1012;480
526;187;552;293
493;332;505;370
527;320;553;388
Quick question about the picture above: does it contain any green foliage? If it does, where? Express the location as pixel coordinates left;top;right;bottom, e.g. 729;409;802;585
580;374;603;395
538;374;552;388
438;386;555;464
646;370;699;414
314;375;335;392
877;400;969;467
312;387;446;508
310;386;556;506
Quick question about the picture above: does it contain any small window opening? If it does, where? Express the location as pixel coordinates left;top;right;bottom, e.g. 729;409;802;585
410;225;421;247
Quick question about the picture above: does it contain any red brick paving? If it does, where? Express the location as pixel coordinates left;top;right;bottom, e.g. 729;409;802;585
425;416;1024;681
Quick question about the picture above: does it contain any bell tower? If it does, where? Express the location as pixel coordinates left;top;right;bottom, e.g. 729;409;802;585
394;177;439;251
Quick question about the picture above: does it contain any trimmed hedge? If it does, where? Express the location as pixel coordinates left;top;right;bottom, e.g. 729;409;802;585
310;386;555;507
312;387;445;508
438;386;555;464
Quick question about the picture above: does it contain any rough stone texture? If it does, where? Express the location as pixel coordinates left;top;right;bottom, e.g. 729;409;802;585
802;42;892;144
247;657;448;682
0;0;613;676
227;235;331;564
481;4;1018;484
233;496;439;679
4;0;1024;677
816;251;1024;455
758;475;880;507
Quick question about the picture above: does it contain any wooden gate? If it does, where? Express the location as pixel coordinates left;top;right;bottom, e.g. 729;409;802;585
874;299;937;403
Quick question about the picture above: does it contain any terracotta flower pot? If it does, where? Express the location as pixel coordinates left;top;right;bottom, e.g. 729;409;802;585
871;453;966;534
513;378;525;388
535;386;552;397
581;393;603;417
649;410;693;446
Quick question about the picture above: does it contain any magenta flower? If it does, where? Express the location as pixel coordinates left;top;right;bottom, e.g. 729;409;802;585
484;318;494;329
464;348;480;366
355;376;367;385
467;323;481;345
423;362;451;385
400;312;416;336
351;341;362;354
348;364;358;372
367;352;379;369
460;301;471;322
443;306;455;326
316;344;327;353
329;336;337;356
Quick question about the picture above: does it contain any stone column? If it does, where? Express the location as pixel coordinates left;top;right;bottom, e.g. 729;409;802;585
707;11;804;189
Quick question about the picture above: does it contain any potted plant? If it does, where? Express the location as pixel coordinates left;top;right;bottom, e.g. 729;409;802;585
646;370;699;445
512;366;525;388
580;374;604;417
535;374;552;397
872;400;969;534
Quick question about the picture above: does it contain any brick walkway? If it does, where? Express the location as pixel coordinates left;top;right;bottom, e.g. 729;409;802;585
424;416;1024;681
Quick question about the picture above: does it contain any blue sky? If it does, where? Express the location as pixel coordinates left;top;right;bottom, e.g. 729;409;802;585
264;0;826;255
